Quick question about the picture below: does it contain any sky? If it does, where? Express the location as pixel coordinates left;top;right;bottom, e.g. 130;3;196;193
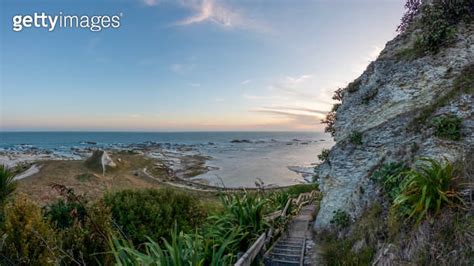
0;0;406;132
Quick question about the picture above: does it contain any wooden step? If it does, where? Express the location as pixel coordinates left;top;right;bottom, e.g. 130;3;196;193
269;252;301;259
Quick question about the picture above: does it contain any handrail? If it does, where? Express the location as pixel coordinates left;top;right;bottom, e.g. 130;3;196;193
234;233;266;266
234;191;319;266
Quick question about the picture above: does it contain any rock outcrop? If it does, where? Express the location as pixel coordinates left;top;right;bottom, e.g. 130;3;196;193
85;150;116;176
314;13;473;230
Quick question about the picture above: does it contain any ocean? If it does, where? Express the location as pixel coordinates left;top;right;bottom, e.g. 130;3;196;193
0;131;334;187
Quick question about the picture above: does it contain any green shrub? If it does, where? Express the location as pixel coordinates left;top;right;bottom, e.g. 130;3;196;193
104;188;207;245
268;191;290;211
112;225;241;265
58;201;115;265
349;131;363;145
318;149;330;162
218;193;268;239
321;112;337;137
393;158;462;223
45;184;114;265
0;165;16;205
44;199;87;229
371;162;409;201
1;194;58;265
330;209;350;228
0;165;17;226
432;114;462;141
346;79;361;93
285;183;319;197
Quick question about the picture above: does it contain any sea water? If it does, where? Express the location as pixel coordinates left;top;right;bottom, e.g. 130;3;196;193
0;131;334;187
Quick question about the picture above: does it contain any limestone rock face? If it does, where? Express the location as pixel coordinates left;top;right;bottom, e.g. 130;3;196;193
314;23;473;230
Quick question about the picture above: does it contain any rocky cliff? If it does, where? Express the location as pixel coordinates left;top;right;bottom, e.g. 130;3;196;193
314;2;473;230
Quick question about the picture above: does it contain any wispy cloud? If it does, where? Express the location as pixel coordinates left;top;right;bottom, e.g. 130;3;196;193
170;63;195;74
142;0;159;6
174;0;270;32
253;107;326;128
188;82;201;87
261;106;327;116
241;79;251;85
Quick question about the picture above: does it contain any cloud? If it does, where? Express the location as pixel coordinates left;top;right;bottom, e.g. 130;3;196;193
261;106;327;116
174;0;270;32
188;82;201;87
252;107;326;127
170;63;195;74
142;0;159;6
241;79;251;85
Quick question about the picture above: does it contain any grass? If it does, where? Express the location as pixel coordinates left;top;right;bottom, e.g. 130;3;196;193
15;153;175;204
322;204;382;265
393;158;463;223
74;173;96;182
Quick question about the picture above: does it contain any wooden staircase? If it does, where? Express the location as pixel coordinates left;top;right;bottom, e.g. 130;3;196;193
263;205;315;266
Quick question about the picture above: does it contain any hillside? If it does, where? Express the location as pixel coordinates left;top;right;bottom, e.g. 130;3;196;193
314;1;473;264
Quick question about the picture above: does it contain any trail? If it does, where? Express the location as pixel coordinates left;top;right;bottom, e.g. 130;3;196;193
264;205;319;266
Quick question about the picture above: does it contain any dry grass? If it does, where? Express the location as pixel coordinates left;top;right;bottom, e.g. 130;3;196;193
16;152;219;205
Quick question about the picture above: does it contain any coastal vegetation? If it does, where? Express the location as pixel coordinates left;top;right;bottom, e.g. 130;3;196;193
321;155;472;265
317;149;330;162
0;164;319;265
432;114;463;141
397;0;473;59
348;131;363;145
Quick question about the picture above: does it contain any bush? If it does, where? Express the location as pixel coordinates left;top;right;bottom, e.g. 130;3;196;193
112;225;241;265
318;149;330;162
285;183;319;197
321;112;337;137
400;0;473;56
397;0;422;32
432;114;462;141
44;184;114;265
346;79;361;93
0;166;16;206
44;199;87;229
371;162;409;201
330;209;350;228
58;201;115;265
0;165;17;226
104;188;207;245
349;131;363;145
393;158;462;223
1;194;58;265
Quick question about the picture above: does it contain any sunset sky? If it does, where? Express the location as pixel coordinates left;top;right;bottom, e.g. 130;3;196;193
1;0;405;131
